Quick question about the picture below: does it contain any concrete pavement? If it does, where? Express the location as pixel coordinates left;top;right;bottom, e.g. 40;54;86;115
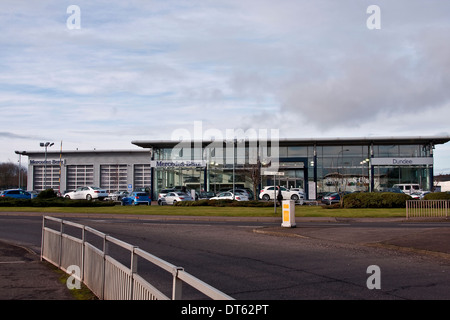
0;240;75;300
0;212;449;300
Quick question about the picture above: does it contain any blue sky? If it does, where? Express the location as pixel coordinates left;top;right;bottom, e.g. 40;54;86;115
1;0;450;173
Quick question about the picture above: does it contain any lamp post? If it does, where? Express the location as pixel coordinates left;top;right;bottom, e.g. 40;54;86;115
14;151;23;189
40;142;54;190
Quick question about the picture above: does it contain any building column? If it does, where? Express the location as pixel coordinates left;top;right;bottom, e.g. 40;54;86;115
370;143;375;192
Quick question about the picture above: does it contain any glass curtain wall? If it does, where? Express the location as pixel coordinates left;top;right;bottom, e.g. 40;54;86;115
152;142;434;198
372;144;431;190
316;145;370;194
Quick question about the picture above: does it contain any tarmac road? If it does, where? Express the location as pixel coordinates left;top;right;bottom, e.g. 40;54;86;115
0;212;449;300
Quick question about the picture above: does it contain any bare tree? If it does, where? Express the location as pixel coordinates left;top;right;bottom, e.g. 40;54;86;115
0;162;27;189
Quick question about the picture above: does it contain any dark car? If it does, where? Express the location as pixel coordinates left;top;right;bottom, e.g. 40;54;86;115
0;189;32;200
198;191;216;199
322;192;340;205
382;188;403;193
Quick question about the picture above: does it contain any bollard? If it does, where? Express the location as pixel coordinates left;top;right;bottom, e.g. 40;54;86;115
281;200;296;228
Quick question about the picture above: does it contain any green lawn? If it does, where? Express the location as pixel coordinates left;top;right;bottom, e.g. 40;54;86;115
0;204;406;218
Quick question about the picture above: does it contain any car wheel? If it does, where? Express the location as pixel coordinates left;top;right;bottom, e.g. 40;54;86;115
173;200;177;205
291;194;299;200
262;194;270;201
86;194;92;201
65;195;71;199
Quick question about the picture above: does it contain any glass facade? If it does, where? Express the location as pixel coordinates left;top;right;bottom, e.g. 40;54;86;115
149;140;437;200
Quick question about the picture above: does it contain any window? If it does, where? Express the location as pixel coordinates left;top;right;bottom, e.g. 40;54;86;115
100;164;127;192
66;165;94;191
134;164;151;190
33;165;61;192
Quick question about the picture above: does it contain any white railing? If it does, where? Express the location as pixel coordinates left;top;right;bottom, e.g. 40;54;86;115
41;216;233;300
406;200;449;219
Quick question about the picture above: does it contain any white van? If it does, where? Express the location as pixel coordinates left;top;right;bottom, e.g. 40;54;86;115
392;184;421;195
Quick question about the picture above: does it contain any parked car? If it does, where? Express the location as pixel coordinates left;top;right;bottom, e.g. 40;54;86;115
121;192;151;205
157;196;167;205
164;192;194;205
210;191;249;201
392;184;421;195
107;191;129;201
64;186;108;201
382;187;403;194
199;191;216;199
0;189;32;199
158;188;174;198
259;186;305;201
322;192;341;205
410;191;430;200
226;188;252;200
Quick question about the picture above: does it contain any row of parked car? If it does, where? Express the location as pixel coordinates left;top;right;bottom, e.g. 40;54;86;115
318;187;432;205
2;183;432;206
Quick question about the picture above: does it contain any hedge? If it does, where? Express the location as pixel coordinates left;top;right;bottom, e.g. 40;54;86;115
0;197;116;207
423;192;450;200
174;199;274;207
342;192;411;208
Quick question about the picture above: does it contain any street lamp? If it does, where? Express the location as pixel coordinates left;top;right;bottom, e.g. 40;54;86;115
40;142;54;190
14;151;25;189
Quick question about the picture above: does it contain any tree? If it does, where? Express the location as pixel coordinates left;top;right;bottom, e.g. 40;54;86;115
0;162;27;189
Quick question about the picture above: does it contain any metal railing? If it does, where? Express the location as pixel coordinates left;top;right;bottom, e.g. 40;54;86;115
41;216;233;300
406;200;449;219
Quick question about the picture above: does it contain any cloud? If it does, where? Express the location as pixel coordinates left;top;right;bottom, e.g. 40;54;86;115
0;1;450;172
0;132;31;140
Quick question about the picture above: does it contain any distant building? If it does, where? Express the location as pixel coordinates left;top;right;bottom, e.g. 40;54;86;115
17;136;450;200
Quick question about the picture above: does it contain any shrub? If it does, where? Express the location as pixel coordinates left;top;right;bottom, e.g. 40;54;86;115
0;197;115;207
173;200;273;207
423;192;450;200
37;188;58;199
343;192;411;208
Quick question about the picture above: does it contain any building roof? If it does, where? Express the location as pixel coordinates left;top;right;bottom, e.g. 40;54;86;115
132;136;450;149
15;149;151;156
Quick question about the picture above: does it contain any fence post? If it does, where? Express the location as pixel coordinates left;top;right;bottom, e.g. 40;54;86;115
101;234;109;300
445;200;450;219
81;226;86;282
58;219;64;268
406;200;411;219
40;216;45;261
172;267;184;300
130;246;139;300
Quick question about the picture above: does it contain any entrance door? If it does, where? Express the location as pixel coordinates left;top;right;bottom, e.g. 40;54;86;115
279;177;304;190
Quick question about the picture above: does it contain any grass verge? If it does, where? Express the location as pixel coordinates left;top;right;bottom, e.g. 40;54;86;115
0;204;406;218
45;262;98;300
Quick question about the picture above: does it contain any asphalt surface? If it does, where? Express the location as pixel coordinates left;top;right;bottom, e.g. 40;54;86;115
0;213;449;300
0;240;74;300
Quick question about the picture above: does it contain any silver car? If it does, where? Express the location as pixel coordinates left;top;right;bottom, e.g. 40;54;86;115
64;186;108;201
164;192;194;205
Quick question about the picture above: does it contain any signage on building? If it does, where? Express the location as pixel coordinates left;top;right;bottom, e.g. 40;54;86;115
150;160;206;168
263;171;285;176
29;159;66;165
371;157;433;166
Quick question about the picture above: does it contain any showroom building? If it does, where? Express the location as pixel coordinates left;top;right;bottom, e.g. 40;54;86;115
18;136;450;200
